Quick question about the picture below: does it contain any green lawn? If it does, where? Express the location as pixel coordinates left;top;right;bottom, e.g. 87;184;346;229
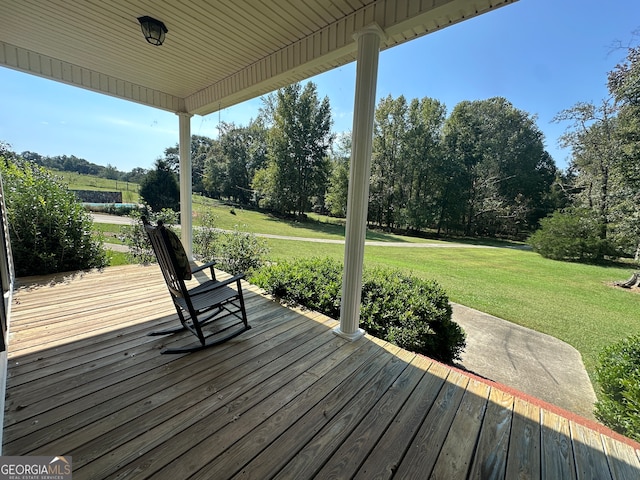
192;196;449;243
93;223;125;243
56;170;140;203
264;236;639;385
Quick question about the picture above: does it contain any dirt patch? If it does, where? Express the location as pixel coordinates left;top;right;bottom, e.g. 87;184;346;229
609;282;640;293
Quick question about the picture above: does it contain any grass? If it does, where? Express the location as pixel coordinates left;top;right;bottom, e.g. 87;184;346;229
365;246;639;380
104;250;129;266
192;196;450;243
262;235;639;385
55;170;140;203
93;223;126;245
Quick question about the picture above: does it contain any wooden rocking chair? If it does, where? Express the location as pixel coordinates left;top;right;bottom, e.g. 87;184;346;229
142;217;251;354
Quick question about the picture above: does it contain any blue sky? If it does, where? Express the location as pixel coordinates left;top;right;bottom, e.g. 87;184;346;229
1;0;639;172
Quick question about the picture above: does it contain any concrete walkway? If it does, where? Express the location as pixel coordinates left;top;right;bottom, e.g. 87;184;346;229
451;303;597;419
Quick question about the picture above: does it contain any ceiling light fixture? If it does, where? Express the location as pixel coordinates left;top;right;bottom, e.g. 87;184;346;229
137;16;168;46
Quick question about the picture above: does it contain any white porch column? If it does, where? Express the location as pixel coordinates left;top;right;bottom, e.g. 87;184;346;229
335;25;383;341
177;112;194;259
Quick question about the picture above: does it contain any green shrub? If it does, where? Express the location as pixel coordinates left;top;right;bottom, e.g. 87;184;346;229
0;158;107;276
529;208;617;261
252;257;465;363
193;211;221;262
119;208;179;264
216;226;270;276
360;268;463;362
193;212;269;276
595;335;640;442
251;257;343;317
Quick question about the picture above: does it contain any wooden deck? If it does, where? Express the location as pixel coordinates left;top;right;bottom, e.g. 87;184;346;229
4;265;640;479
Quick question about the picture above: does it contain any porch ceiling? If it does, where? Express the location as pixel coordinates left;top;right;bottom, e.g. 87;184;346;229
0;0;515;116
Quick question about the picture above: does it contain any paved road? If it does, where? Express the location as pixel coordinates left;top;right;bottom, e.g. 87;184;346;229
92;213;137;225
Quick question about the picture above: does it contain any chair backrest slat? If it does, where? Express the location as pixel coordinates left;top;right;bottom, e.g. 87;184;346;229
143;220;186;298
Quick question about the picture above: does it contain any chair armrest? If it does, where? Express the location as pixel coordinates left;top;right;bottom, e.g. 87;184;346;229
190;260;217;280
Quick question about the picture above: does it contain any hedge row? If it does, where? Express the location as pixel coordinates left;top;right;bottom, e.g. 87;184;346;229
595;335;640;442
251;257;465;363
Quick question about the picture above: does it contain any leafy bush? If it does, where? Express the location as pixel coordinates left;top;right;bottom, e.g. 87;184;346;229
595;335;640;442
119;208;179;264
360;267;463;362
216;227;270;276
252;257;465;363
193;212;269;276
251;257;343;317
192;211;220;262
529;208;617;261
0;158;107;276
124;209;269;276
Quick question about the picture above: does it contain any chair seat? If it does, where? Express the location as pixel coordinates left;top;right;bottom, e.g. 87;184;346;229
176;282;239;313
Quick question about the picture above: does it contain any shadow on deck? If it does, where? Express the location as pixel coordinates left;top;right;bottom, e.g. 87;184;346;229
4;265;640;479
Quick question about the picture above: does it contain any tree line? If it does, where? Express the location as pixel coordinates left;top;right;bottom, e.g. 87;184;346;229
4;84;561;241
17;151;147;184
157;83;558;241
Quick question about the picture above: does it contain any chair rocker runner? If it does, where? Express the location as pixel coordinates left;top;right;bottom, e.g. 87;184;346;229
142;217;250;354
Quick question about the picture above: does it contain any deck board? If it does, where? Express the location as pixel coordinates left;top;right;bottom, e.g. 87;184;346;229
352;360;451;480
430;378;492;479
467;388;514;480
394;368;470;479
314;353;430;479
541;409;576;480
4;265;640;480
571;420;614;480
505;397;541;479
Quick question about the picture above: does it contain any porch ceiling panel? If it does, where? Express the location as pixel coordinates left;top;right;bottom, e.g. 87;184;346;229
0;0;516;116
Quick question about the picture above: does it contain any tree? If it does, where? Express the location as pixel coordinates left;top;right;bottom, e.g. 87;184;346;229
256;82;334;216
403;97;447;231
325;132;351;217
0;156;107;276
122;167;148;184
440;102;482;234
163;135;216;194
218;120;268;204
102;163;119;180
532;39;640;262
370;95;409;229
191;135;216;194
202;139;225;199
369;95;447;231
443;98;556;237
608;43;640;258
554;100;622;259
139;159;180;212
